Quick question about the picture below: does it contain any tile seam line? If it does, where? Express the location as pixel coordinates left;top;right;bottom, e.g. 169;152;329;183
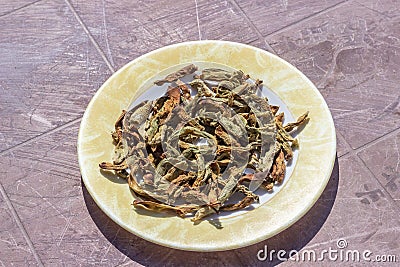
0;118;81;156
356;155;400;211
64;0;115;73
338;127;400;158
265;0;350;38
339;126;400;209
354;0;393;19
354;127;400;208
0;183;44;267
229;0;276;54
336;129;353;155
0;0;44;18
353;126;400;155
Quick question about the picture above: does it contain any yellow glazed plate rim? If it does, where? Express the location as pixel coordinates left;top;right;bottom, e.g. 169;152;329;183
77;40;336;252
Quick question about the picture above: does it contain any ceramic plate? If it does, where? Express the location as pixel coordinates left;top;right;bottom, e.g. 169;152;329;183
77;41;336;251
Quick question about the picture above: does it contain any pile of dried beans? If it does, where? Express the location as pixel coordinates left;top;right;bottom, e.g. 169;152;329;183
100;64;308;222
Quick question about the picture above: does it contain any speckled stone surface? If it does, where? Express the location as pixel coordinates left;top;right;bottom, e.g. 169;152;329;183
1;0;399;266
